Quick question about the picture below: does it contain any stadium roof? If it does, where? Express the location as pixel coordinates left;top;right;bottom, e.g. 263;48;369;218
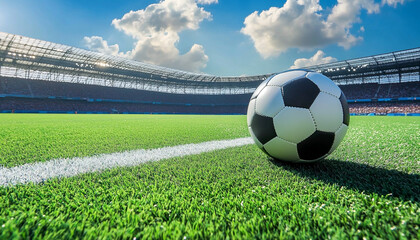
0;32;419;94
0;32;268;94
307;47;420;85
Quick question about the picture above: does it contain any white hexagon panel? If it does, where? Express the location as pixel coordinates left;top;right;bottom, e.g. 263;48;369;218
255;86;285;117
273;107;316;143
306;72;342;98
267;70;307;87
263;137;300;162
328;123;349;155
251;76;271;99
247;98;256;127
310;92;343;133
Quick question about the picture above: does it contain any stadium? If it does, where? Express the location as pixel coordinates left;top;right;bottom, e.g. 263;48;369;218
1;32;419;116
0;30;419;239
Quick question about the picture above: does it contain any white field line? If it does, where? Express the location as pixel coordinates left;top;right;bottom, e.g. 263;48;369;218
0;137;253;187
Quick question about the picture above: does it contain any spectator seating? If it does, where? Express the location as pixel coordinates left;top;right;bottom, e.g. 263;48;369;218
0;77;251;105
350;102;420;114
339;81;420;99
0;77;419;114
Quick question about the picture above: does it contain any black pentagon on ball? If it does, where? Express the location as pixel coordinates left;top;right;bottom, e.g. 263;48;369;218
282;78;320;109
297;131;335;161
339;92;350;126
250;113;276;144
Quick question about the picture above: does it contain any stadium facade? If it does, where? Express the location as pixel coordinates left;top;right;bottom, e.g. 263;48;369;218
0;32;268;95
0;32;419;115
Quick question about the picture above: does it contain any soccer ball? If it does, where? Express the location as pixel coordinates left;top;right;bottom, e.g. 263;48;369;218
247;70;350;163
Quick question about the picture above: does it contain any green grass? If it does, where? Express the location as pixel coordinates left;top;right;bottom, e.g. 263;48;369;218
0;115;419;239
0;114;249;168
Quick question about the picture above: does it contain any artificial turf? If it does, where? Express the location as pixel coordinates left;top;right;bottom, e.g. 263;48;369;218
0;115;419;239
0;114;249;168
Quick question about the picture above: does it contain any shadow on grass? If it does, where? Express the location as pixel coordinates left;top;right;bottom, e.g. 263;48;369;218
269;159;420;202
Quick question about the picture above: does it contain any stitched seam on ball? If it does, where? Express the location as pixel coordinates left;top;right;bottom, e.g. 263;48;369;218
253;97;265;117
272;110;302;145
283;106;307;110
317;91;343;132
254;86;273;118
274;135;296;145
254;101;282;118
258;85;284;116
320;90;340;98
264;85;282;89
308;109;318;129
332;105;347;132
332;123;345;136
253;98;257;112
271;106;285;118
328;124;345;155
267;83;286;87
267;76;304;87
254;102;272;118
277;106;316;131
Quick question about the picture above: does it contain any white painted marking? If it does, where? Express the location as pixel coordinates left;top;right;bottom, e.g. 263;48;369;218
0;137;253;187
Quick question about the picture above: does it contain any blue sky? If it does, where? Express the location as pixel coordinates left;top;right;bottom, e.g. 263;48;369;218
0;0;419;76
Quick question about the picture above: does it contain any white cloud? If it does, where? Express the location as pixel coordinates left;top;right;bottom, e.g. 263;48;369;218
129;32;208;72
325;0;379;49
241;0;404;58
84;0;211;72
382;0;405;7
83;36;120;56
290;50;337;69
112;0;211;39
196;0;218;4
241;0;325;58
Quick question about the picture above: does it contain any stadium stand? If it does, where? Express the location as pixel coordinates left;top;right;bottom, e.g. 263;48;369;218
0;32;419;115
0;77;251;105
339;81;420;99
349;102;420;115
0;77;250;114
0;98;246;114
1;76;418;115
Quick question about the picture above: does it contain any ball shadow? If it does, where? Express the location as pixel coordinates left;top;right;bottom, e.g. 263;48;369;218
268;158;420;202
